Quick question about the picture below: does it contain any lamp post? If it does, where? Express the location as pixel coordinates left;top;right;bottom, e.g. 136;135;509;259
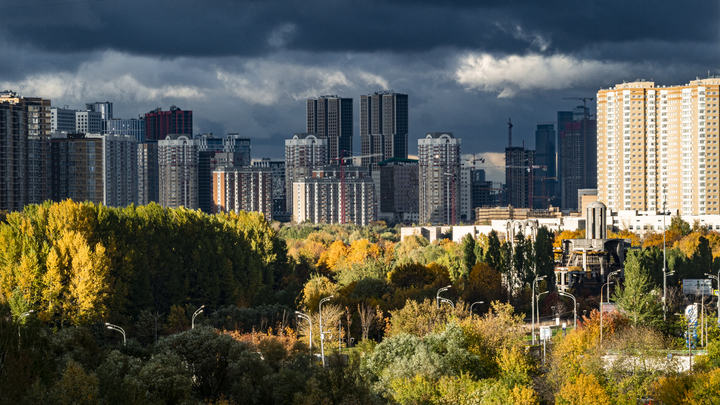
662;187;668;321
470;301;484;316
436;285;451;309
558;291;577;330
192;305;205;329
537;291;549;333
599;273;618;348
106;323;126;345
532;275;546;344
607;270;621;303
319;295;333;366
295;311;313;354
439;298;455;308
705;273;720;326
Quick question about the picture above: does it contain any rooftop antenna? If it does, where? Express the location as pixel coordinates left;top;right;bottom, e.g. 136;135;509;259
508;118;513;148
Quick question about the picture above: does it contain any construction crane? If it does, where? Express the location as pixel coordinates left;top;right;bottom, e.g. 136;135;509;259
507;118;513;148
330;152;383;224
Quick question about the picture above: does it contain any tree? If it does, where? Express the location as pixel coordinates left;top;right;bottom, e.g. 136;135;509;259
484;230;504;273
613;253;663;328
460;234;477;279
670;215;691;237
556;373;610;405
534;227;555;289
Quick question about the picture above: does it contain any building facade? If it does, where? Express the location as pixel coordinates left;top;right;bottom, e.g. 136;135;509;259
50;133;104;204
102;134;138;207
306;95;353;162
285;133;328;216
158;134;199;209
107;117;145;143
212;166;273;221
418;132;461;225
534;123;558;208
559;106;597;211
145;106;193;141
138;141;159;205
75;110;102;134
86;101;113;132
293;176;376;226
51;106;77;133
0;91;52;211
597;78;720;215
253;158;287;218
377;157;419;224
505;146;534;209
360;91;409;167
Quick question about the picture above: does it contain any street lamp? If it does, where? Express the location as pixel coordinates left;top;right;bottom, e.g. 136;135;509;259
705;273;720;326
295;311;313;354
192;305;205;329
600;272;619;348
106;323;126;345
537;291;549;334
607;270;621;303
558;291;577;330
662;188;668;321
436;285;451;309
532;275;546;344
470;301;484;316
439;298;455;308
319;295;333;366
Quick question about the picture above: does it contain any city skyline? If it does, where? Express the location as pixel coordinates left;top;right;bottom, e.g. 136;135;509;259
0;0;716;172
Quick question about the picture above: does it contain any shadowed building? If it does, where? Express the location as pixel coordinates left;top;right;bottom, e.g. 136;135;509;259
360;91;409;168
306;95;353;162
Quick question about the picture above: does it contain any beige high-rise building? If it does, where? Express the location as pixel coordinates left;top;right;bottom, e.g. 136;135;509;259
159;134;199;209
212;166;273;221
597;78;720;215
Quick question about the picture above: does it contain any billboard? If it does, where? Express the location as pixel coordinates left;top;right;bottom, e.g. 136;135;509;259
682;279;713;295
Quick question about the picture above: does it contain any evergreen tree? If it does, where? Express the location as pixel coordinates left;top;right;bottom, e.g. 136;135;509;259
484;230;503;273
460;234;477;278
533;227;555;289
613;252;663;328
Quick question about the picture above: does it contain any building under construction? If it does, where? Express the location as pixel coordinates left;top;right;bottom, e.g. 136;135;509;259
554;201;631;291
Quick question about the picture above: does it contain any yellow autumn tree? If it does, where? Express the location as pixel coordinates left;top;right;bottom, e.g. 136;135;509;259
553;230;584;248
345;239;382;266
556;373;610;405
316;240;348;272
41;231;109;325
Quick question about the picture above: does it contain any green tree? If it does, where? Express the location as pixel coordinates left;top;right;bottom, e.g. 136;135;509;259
460;234;477;279
670;215;691;237
484;230;504;273
613;253;663;328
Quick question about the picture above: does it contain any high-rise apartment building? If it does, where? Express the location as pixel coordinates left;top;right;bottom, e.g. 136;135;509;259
86;101;113;132
212;166;274;221
559;106;596;210
51;106;77;133
101;134;138;207
76;110;103;134
306;96;352;162
505;146;534;208
0;91;51;211
285;133;328;216
293;175;376;226
138;141;159;205
471;169;495;215
377;157;419;224
418;132;461;225
107;117;145;143
534;124;558;208
360;91;409;167
253;158;287;218
51;133;104;204
145;106;193;141
195;133;252;213
556;111;574;194
158;134;199;209
597;78;720;215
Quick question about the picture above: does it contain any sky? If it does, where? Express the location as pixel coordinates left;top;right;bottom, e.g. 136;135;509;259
0;0;718;182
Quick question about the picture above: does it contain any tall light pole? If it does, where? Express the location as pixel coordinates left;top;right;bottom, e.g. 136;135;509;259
192;305;205;329
600;275;618;348
537;291;549;331
607;270;621;303
319;295;333;366
439;298;455;308
558;291;577;330
295;311;313;354
532;275;546;344
705;273;720;328
470;301;484;316
436;285;451;309
662;191;668;321
106;323;126;345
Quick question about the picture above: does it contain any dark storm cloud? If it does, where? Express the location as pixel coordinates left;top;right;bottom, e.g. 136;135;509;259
0;0;716;61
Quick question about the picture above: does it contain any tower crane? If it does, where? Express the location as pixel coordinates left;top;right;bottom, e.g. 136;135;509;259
330;152;383;224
